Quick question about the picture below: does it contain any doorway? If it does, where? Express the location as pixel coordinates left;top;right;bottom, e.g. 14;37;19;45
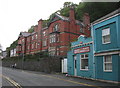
74;55;77;76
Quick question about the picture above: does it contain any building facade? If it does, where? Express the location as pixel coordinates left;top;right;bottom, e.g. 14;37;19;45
16;7;90;57
67;35;94;78
92;8;120;82
67;8;120;82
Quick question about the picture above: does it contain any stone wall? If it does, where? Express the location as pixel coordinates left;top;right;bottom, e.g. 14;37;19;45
2;57;61;73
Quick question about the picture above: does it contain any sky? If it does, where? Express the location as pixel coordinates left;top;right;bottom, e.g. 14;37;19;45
0;0;81;50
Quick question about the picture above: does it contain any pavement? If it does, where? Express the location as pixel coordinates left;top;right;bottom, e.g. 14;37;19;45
1;67;120;88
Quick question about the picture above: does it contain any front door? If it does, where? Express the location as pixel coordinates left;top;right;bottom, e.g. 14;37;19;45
74;55;77;76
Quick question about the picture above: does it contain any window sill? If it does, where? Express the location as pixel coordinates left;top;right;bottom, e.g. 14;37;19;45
102;42;111;44
104;70;112;72
80;69;89;71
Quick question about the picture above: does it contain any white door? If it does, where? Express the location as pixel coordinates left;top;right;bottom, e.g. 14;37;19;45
74;55;77;76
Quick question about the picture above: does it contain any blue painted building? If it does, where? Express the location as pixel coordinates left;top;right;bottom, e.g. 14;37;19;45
67;8;120;82
67;35;95;78
92;8;120;82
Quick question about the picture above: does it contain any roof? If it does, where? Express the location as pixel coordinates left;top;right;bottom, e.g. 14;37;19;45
18;32;31;39
92;8;120;25
47;13;84;27
55;13;69;21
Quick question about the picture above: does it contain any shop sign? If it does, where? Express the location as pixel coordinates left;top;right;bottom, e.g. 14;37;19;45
74;46;90;54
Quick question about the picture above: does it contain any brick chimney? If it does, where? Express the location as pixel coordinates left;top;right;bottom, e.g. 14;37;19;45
38;19;43;30
83;13;90;26
83;13;91;37
69;5;75;20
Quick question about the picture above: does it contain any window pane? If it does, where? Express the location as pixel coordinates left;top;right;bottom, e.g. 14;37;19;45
80;54;88;70
105;63;112;70
81;55;84;58
85;54;88;58
103;35;110;43
102;28;110;36
81;59;88;69
105;56;112;62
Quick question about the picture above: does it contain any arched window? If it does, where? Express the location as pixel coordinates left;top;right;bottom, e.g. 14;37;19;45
53;24;59;32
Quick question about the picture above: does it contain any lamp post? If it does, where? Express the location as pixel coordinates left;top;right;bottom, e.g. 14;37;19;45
18;43;24;70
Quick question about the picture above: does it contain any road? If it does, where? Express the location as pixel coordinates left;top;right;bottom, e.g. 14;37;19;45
1;67;119;88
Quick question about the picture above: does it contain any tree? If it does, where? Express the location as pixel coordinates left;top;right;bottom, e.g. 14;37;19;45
28;26;34;33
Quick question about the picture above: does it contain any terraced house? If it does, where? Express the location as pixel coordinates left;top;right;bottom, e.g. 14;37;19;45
16;6;91;58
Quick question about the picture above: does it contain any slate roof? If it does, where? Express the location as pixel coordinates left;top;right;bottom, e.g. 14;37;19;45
20;32;31;37
18;32;31;39
49;13;84;26
55;13;69;21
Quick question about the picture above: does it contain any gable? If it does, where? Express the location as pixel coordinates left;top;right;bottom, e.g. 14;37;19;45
71;35;92;47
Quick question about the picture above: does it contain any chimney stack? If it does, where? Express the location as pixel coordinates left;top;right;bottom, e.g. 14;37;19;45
69;5;75;20
38;19;43;30
83;13;91;37
83;13;90;26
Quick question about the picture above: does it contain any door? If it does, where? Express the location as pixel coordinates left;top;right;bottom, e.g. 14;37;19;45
74;55;77;76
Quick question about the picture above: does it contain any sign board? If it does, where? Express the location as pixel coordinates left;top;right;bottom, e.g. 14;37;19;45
74;46;90;54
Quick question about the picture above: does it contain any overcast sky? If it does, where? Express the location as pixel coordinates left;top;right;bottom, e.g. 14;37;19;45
0;0;81;50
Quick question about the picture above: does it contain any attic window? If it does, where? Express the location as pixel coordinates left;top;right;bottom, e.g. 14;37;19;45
53;24;59;32
80;27;83;33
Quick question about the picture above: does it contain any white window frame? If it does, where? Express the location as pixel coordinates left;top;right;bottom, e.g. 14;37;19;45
103;55;112;72
80;54;89;70
32;43;34;49
35;43;37;48
43;40;47;47
28;45;29;50
102;28;111;44
50;34;56;43
35;34;38;39
32;36;34;40
54;24;59;32
22;39;24;42
43;32;46;36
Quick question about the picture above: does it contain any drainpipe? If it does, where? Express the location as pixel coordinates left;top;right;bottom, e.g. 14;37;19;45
91;23;96;79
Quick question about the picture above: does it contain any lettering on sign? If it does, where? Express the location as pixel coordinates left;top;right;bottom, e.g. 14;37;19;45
74;46;90;54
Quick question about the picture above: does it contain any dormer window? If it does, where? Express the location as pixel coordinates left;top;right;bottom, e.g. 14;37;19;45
53;24;59;32
80;27;83;33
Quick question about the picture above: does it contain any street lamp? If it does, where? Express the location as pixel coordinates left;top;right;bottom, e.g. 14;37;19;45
18;44;24;70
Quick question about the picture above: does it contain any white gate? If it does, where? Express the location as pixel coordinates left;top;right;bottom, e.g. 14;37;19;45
62;58;67;73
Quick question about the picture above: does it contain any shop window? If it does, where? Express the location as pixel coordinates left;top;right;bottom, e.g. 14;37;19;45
102;28;110;44
80;54;88;70
104;55;112;72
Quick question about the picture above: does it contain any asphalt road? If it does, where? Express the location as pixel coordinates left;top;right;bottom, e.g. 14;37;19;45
1;67;119;88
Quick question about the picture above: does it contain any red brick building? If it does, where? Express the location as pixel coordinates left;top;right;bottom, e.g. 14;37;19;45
16;7;90;57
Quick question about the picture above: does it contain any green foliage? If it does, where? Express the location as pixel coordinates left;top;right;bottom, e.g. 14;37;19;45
59;2;119;22
76;2;119;22
42;20;49;28
28;25;34;33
